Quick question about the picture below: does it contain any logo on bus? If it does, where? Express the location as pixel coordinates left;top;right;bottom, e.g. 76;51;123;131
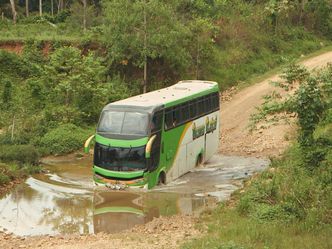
192;116;217;140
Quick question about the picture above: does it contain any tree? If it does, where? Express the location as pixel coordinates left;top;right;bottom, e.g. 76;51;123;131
9;0;16;24
82;0;87;32
51;0;54;16
58;0;64;14
265;0;294;33
25;0;29;17
36;47;109;124
103;0;191;93
39;0;42;16
67;1;96;32
188;17;215;80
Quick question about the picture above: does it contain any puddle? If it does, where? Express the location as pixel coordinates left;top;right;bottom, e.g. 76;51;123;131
93;190;211;234
155;155;269;201
0;154;269;236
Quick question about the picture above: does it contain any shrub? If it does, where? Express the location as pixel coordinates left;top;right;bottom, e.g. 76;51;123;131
0;144;39;165
0;162;41;186
0;174;10;186
37;124;93;155
236;144;332;225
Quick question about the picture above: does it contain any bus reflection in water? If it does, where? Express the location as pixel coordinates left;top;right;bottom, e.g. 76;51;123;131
93;191;159;233
92;191;209;234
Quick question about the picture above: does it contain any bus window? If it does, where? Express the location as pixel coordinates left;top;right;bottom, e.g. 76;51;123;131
197;97;204;116
165;110;173;130
214;93;220;110
203;95;209;113
98;111;148;135
98;111;124;134
172;107;181;127
189;100;197;119
180;103;189;124
206;95;212;112
151;110;163;133
122;112;148;135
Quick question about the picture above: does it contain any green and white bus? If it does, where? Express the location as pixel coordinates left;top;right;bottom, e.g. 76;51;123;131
84;80;220;189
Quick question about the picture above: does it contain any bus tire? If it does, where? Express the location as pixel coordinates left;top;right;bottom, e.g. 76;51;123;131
196;154;203;167
158;171;166;185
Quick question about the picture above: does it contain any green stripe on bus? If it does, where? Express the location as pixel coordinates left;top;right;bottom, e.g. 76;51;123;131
94;207;144;216
95;134;148;148
94;165;145;178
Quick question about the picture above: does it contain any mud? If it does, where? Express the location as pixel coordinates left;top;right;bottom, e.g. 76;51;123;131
0;154;269;237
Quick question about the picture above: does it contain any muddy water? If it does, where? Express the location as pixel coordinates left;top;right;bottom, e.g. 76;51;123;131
0;154;269;236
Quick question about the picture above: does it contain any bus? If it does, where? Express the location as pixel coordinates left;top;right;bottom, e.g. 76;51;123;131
84;80;220;189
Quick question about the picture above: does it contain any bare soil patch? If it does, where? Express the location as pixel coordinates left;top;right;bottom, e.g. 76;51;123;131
0;215;200;249
0;41;24;54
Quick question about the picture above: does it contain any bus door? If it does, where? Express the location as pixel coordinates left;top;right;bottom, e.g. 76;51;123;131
149;110;163;171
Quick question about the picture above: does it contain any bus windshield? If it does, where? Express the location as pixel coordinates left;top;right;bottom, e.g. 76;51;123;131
94;143;146;171
97;111;149;136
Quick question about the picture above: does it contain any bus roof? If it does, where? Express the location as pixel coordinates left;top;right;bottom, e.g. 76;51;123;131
104;80;219;112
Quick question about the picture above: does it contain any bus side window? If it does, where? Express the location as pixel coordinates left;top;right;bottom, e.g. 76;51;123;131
214;93;220;110
165;109;173;130
172;107;181;127
197;97;204;116
204;95;210;113
151;110;163;133
207;94;213;112
189;100;197;119
180;103;189;124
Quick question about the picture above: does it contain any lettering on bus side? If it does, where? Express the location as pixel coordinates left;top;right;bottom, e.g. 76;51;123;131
192;115;218;140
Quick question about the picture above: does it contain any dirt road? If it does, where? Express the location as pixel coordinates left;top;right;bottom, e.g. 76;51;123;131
220;51;332;157
1;51;332;249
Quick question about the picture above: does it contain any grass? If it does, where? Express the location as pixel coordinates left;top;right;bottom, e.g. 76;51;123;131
182;208;332;249
0;162;41;186
234;44;332;91
207;23;332;92
0;23;83;42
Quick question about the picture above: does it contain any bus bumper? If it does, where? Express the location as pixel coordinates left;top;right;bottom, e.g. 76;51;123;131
93;173;147;189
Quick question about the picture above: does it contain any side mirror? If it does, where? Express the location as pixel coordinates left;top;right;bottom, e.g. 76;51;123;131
145;135;156;159
84;135;95;153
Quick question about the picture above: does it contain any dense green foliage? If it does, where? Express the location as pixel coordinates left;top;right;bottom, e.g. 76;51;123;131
0;1;331;89
237;144;332;225
0;144;39;165
0;45;132;156
36;124;94;155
